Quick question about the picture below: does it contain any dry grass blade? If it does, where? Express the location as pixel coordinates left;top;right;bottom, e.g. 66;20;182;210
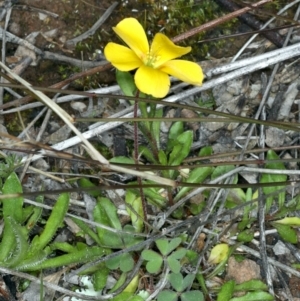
0;62;175;187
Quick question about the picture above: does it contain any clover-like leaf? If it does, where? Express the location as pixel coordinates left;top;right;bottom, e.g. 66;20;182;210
141;250;163;273
156;237;182;256
157;290;178;301
181;291;204;301
106;252;134;272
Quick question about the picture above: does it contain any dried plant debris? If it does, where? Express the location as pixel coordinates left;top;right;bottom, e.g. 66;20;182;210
1;1;300;300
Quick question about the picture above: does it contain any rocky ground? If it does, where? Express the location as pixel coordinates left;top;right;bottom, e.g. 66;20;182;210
1;0;300;300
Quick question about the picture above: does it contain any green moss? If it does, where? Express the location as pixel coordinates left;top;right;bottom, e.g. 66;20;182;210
137;0;238;59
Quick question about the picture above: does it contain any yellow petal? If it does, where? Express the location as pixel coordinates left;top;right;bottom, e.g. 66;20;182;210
135;65;170;98
151;33;191;68
160;60;204;85
104;42;142;71
113;18;149;60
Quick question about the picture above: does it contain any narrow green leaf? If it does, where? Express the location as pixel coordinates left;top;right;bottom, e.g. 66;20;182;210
167;121;184;152
274;217;300;226
94;197;122;247
2;172;23;222
125;190;144;232
229;291;274;301
234;280;267;292
26;195;43;231
93;264;109;291
78;178;102;197
174;166;213;202
212;165;235;180
217;280;235;301
3;217;29;268
18;246;107;271
29;193;69;254
71;217;102;246
168;131;193;166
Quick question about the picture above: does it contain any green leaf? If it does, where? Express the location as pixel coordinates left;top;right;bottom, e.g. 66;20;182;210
146;258;163;274
2;172;23;222
93;264;109;290
182;274;195;290
199;146;213;157
110;156;135;165
167;258;181;273
211;165;235;180
29;193;70;254
78;178;101;197
167;121;184;152
261;150;287;211
71;217;102;246
158;150;168;166
112;292;144;301
237;229;254;243
26;195;44;231
94;197;122;248
169;273;184;292
116;70;136;97
157;290;178;301
122;225;144;248
152;108;163;149
272;223;297;243
169;248;187;260
3;217;29;268
142;250;162;261
181;291;204;301
18;245;107;271
217;280;235;301
234;280;267;292
229;291;274;301
174;166;213;202
168;131;193;166
274;217;300;226
156;237;182;256
139;145;158;164
119;254;134;272
125;190;144;232
106;253;134;272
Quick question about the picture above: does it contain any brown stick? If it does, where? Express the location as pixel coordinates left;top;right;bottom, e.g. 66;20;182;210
172;0;273;43
214;0;283;47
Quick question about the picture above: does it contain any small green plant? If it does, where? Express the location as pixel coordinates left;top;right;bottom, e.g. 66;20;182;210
157;273;204;301
216;279;274;301
142;237;186;274
0;172;109;272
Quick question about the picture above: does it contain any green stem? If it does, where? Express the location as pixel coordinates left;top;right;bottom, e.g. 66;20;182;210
134;91;148;230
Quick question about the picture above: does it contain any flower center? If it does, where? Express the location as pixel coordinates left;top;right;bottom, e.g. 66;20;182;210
144;51;159;68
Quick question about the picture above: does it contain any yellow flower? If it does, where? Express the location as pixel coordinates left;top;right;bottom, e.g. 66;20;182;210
104;18;204;98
